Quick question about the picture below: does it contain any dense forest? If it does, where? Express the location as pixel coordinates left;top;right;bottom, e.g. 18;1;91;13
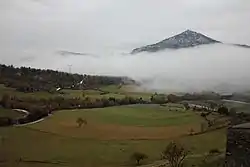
0;64;133;92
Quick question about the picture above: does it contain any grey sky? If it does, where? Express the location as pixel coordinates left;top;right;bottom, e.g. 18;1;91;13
1;0;250;51
0;0;250;92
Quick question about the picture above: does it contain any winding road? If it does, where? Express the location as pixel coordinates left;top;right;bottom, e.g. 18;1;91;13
12;109;46;127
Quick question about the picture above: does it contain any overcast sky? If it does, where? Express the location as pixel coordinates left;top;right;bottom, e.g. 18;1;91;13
1;0;250;92
1;0;250;54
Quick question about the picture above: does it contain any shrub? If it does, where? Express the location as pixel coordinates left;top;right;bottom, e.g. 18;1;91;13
200;113;206;117
0;117;13;126
130;152;148;165
209;148;221;154
76;117;87;127
217;106;229;115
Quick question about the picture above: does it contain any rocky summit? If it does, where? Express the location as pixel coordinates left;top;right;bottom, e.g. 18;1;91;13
131;30;221;54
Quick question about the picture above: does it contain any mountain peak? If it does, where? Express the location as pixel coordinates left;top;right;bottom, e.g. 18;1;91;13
131;30;220;54
183;29;195;33
179;29;202;36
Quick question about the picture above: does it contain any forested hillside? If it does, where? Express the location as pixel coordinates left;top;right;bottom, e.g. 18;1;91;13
0;64;132;92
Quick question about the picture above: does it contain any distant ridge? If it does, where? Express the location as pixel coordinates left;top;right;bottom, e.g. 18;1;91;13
131;30;250;54
58;51;98;58
232;44;250;48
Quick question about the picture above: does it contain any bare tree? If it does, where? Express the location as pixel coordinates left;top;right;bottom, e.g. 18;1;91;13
76;117;87;127
130;152;148;166
162;141;189;167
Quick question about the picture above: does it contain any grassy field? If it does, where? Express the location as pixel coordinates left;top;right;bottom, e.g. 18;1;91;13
0;84;152;101
0;127;226;167
0;104;227;167
61;85;152;100
223;101;250;113
0;84;228;167
28;105;203;140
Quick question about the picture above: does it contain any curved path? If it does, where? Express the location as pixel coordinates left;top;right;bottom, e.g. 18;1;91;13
12;108;48;127
12;109;29;115
14;118;45;127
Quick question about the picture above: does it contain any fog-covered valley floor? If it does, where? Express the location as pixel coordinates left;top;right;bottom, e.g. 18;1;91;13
3;43;250;93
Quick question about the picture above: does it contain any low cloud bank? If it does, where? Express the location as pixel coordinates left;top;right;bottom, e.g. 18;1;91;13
3;43;250;93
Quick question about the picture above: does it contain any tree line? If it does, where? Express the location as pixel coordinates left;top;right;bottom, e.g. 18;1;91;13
1;91;249;127
0;64;133;92
150;92;222;104
0;94;148;126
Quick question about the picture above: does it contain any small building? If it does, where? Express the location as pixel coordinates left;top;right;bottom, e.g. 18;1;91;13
225;123;250;167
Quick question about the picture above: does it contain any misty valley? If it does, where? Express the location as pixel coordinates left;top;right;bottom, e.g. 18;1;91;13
1;1;250;167
1;59;250;167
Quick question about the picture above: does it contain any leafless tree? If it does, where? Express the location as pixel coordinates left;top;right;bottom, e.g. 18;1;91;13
162;141;189;167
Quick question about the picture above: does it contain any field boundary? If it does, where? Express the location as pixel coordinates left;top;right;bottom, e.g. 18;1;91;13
20;124;227;142
20;126;188;141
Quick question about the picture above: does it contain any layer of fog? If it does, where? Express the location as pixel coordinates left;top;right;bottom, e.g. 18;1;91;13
1;0;250;93
4;43;250;93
